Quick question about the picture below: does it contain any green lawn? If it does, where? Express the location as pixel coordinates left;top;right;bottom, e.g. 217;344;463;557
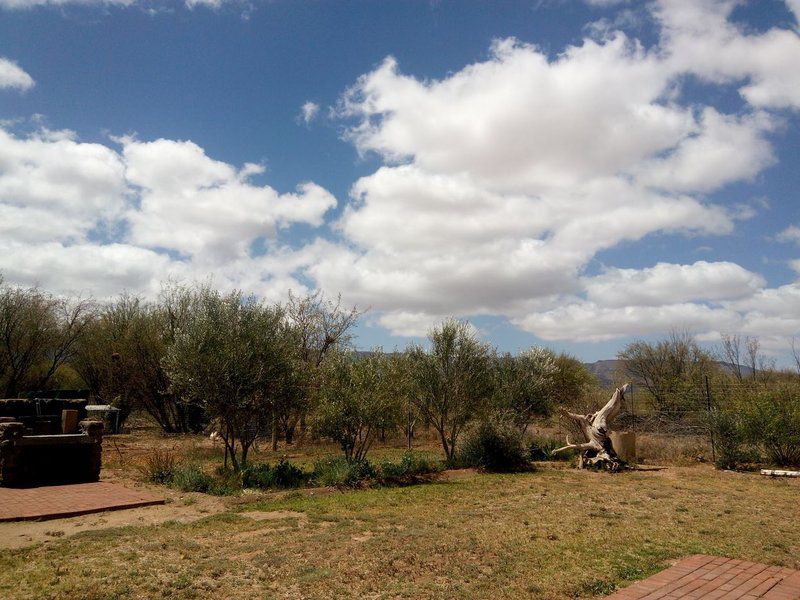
1;465;797;599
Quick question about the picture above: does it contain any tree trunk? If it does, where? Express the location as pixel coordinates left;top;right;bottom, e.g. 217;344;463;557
552;384;630;472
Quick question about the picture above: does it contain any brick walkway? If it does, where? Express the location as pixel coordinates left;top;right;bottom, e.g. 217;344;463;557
0;482;164;522
606;555;800;599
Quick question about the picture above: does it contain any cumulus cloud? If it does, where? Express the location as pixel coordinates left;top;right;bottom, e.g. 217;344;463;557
298;101;320;125
318;2;800;340
0;125;336;300
0;58;34;90
3;0;800;349
583;261;766;308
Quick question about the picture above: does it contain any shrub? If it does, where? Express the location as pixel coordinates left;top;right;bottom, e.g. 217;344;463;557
378;451;443;481
140;449;176;484
528;435;573;461
741;385;800;467
457;417;529;472
710;411;759;470
312;457;376;488
172;465;215;493
241;460;307;489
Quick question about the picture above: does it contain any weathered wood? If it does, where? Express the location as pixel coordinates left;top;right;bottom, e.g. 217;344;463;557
552;383;631;472
761;469;800;477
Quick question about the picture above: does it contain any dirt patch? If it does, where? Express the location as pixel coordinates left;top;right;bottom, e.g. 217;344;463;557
0;485;228;550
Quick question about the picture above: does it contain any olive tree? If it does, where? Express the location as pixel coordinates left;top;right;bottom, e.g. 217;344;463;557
277;291;360;446
165;287;296;469
493;347;557;434
407;319;494;463
315;350;403;462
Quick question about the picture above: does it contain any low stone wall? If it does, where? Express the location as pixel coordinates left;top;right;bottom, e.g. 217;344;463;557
0;420;103;487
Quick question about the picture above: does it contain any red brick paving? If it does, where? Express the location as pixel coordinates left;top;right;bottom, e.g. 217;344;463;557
605;555;800;599
0;482;164;522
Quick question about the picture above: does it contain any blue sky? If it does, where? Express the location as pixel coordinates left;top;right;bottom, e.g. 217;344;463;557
0;0;799;363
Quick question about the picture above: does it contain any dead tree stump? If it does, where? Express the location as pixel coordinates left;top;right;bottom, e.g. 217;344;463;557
552;383;630;472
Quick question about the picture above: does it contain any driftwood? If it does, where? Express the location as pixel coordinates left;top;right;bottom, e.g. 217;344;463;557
552;383;631;472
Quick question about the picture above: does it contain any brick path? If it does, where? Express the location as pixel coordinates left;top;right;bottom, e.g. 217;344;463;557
0;482;164;522
606;555;800;599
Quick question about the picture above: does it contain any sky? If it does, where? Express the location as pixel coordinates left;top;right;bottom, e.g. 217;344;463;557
0;0;799;363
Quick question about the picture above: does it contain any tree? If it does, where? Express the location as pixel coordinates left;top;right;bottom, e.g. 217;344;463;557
0;280;93;397
618;331;715;415
315;350;403;462
165;287;296;469
73;289;204;433
407;319;494;463
493;347;557;434
718;334;775;384
278;291;361;446
551;352;596;406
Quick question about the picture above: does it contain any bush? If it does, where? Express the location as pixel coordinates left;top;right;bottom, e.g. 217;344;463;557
741;385;800;467
172;465;215;493
457;418;529;472
241;460;307;489
528;435;573;461
710;411;759;470
312;457;376;488
140;449;176;484
378;451;443;481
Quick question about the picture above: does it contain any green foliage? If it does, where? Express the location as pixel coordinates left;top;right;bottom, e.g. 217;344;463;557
408;319;495;462
528;435;574;461
315;350;404;462
171;465;216;493
241;460;307;489
493;348;557;433
710;410;759;470
312;457;376;488
140;449;177;484
378;451;444;481
740;384;800;466
164;285;299;469
0;280;93;398
552;352;596;406
457;417;530;472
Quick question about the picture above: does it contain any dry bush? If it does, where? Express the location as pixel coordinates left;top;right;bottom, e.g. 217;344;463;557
635;434;709;465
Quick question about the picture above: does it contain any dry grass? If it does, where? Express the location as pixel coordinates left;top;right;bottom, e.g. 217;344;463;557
0;455;798;599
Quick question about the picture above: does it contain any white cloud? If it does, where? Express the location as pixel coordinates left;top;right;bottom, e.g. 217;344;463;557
0;125;336;302
790;259;800;274
0;127;127;244
657;0;800;110
299;101;320;125
311;1;800;343
584;261;765;308
0;58;34;91
122;137;335;262
515;302;741;342
777;225;800;244
2;0;800;349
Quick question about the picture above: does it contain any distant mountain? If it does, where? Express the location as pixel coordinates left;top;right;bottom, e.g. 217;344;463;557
583;359;754;387
583;360;623;387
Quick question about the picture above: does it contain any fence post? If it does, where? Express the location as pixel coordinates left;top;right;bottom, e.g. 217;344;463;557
705;375;716;464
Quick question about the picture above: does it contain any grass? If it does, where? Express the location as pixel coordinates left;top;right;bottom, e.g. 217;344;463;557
1;464;798;599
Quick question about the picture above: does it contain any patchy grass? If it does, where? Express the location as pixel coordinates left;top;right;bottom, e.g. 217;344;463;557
0;465;797;599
